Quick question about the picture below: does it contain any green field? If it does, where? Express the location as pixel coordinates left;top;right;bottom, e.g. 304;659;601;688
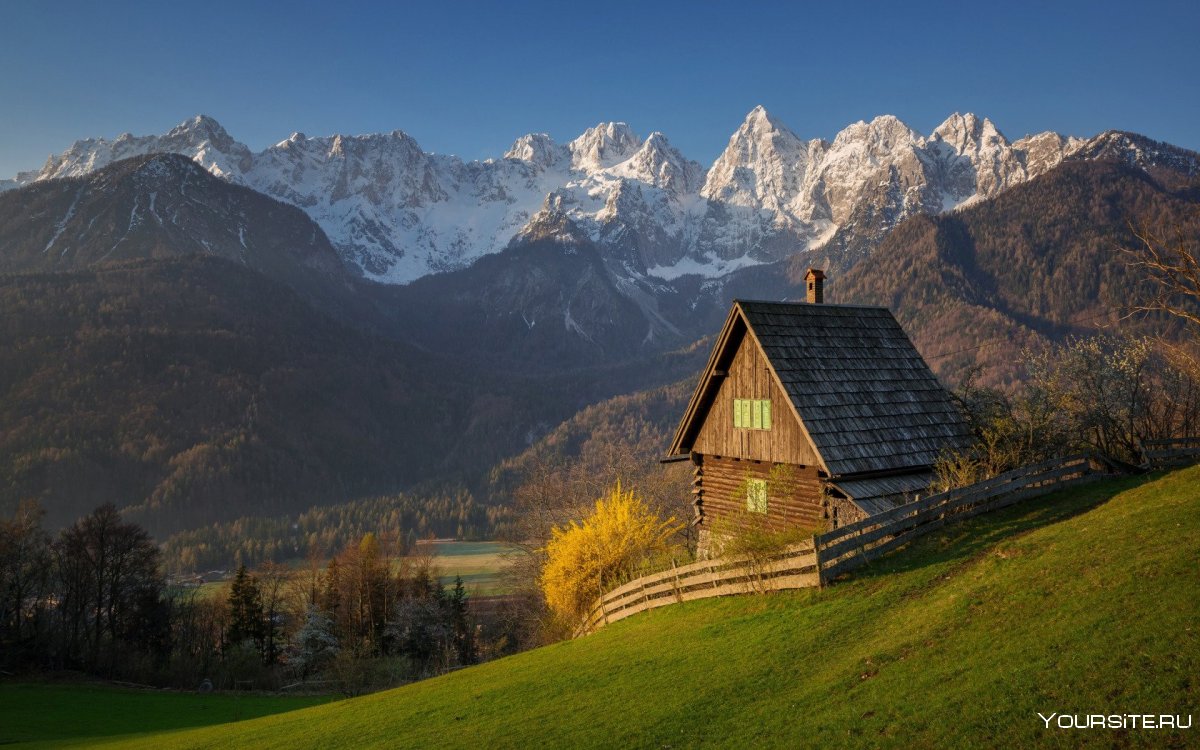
182;540;517;601
0;682;336;747
417;540;517;595
12;468;1200;748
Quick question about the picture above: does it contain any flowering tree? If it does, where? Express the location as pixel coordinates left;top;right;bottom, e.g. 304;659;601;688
287;605;339;678
539;483;681;623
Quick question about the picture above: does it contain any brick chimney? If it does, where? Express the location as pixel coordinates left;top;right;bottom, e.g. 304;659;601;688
805;268;825;304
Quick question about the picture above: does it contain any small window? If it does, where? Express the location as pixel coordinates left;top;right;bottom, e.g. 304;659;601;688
734;399;772;431
747;479;768;513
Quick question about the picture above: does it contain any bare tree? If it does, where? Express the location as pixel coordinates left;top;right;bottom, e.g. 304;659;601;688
0;500;52;662
1126;220;1200;332
53;504;163;673
257;561;290;665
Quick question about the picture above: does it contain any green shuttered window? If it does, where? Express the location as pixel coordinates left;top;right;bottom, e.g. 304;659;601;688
734;399;772;431
747;479;768;513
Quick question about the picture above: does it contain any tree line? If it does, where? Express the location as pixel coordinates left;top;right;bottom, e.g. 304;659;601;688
160;489;509;573
0;502;493;692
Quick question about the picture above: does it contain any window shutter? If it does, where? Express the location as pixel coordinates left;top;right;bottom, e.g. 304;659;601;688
762;400;771;430
733;399;742;428
740;399;751;428
751;399;762;429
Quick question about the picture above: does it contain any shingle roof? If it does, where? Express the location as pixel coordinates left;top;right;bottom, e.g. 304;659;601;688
737;300;971;476
830;471;937;515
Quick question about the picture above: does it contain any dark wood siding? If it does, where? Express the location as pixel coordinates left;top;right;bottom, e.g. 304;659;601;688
692;331;821;467
694;455;824;532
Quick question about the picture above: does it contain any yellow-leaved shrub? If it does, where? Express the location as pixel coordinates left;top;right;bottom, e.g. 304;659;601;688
540;482;681;623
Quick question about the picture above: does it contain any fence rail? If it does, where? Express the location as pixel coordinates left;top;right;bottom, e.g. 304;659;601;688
1140;437;1200;469
577;540;817;635
576;451;1120;637
814;453;1100;582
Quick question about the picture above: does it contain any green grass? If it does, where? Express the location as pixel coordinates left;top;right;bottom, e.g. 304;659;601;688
0;682;337;747
416;540;517;595
21;468;1200;748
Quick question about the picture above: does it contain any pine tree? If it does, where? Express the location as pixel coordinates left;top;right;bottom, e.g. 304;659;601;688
448;575;476;665
226;564;264;650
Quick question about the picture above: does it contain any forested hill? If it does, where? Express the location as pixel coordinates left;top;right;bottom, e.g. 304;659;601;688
0;252;713;537
0;256;575;535
828;159;1200;387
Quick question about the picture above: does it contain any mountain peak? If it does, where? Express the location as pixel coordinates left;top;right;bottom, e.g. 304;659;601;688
640;131;672;152
743;104;775;126
932;112;1006;147
868;114;919;137
735;105;796;140
615;132;704;194
168;114;233;143
830;115;921;152
188;113;224;130
569;122;643;171
504;133;565;169
701;106;813;207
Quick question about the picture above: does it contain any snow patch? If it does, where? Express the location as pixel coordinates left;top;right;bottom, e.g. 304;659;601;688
43;186;84;254
645;253;768;281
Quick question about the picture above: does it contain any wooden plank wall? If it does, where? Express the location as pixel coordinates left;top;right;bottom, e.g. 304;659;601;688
695;455;824;532
693;330;820;466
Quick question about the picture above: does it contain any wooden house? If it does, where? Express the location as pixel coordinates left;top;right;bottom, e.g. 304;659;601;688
665;270;972;554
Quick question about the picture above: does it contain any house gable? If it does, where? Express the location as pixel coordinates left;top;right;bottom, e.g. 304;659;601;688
691;324;822;467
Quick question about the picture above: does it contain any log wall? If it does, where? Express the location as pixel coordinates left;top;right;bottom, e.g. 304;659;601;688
694;455;825;533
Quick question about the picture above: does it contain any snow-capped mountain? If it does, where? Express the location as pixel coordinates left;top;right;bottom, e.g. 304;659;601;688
4;110;1197;284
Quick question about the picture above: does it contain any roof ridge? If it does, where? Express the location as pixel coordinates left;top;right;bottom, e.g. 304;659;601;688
733;299;892;311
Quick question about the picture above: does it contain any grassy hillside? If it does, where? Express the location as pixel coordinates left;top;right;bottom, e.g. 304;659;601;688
45;467;1200;748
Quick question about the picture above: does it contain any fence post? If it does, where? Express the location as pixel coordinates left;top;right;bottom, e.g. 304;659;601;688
672;558;683;603
814;535;825;588
820;535;828;587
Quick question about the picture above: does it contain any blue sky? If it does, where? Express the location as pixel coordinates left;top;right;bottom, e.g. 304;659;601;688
2;0;1198;177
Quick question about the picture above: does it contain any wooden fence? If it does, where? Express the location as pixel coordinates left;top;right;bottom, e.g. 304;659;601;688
1140;437;1200;469
576;539;819;636
576;452;1107;637
814;453;1100;582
